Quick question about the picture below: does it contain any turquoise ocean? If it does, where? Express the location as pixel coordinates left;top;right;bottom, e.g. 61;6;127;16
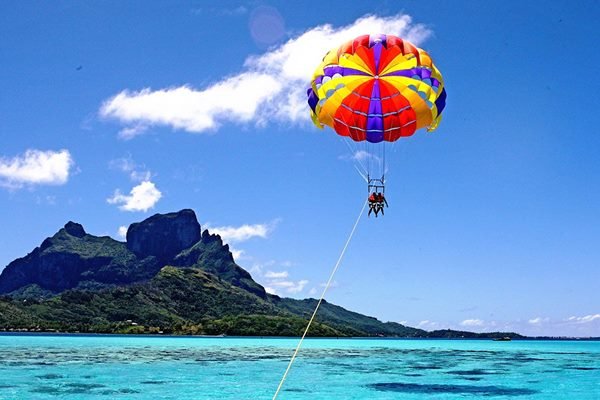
0;334;598;399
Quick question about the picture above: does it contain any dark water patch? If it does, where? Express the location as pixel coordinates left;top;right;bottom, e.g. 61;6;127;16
512;353;546;362
448;369;500;376
30;385;62;395
64;387;96;394
36;373;64;379
401;373;423;377
29;382;106;395
367;382;538;396
493;361;521;368
572;366;597;370
0;384;16;388
411;364;443;370
2;361;29;367
141;380;168;385
120;388;141;393
284;388;306;392
65;382;106;389
31;361;57;366
461;377;483;381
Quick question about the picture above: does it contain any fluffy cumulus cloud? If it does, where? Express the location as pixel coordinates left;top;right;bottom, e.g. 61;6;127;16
266;279;309;296
99;14;432;137
0;149;74;189
247;260;308;297
117;225;128;240
107;181;162;212
460;319;485;327
209;220;278;243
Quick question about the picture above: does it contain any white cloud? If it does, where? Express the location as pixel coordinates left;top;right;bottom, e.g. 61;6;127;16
269;279;309;294
265;270;289;279
100;14;432;136
117;225;128;240
351;150;373;162
248;257;316;296
100;75;281;137
417;320;440;330
288;280;309;294
248;264;264;276
36;195;57;205
247;259;308;296
319;280;339;289
118;124;149;140
109;156;151;182
264;286;278;296
0;149;74;188
107;181;162;212
460;319;485;327
229;247;245;261
210;220;278;243
566;314;600;324
528;317;549;325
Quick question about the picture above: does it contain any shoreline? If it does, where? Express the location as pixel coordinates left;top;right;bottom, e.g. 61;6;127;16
1;331;598;341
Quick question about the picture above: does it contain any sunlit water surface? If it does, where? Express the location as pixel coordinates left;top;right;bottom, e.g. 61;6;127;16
0;334;598;399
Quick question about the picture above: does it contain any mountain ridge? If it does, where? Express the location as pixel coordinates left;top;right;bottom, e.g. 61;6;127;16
0;209;524;339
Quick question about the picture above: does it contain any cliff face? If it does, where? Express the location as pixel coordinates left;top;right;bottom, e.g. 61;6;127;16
126;209;201;262
0;209;265;298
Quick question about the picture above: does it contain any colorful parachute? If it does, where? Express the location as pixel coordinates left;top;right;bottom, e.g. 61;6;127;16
307;34;446;143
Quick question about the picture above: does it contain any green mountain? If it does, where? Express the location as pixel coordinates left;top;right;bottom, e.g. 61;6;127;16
0;210;523;339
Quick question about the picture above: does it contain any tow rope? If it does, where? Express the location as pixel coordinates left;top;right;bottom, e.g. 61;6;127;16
272;199;368;399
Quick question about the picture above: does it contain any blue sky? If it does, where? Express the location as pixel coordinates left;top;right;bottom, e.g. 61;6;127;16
1;1;599;337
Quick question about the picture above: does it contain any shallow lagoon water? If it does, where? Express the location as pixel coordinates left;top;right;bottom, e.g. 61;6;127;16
0;334;598;399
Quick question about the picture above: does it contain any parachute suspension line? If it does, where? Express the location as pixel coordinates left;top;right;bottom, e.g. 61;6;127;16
272;199;368;400
365;141;369;182
339;137;368;177
382;141;386;181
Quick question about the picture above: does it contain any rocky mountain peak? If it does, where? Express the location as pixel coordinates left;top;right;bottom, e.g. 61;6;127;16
0;208;265;299
126;209;201;261
63;221;86;238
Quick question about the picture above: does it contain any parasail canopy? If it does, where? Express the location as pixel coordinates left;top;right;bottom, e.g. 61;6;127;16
307;34;446;143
